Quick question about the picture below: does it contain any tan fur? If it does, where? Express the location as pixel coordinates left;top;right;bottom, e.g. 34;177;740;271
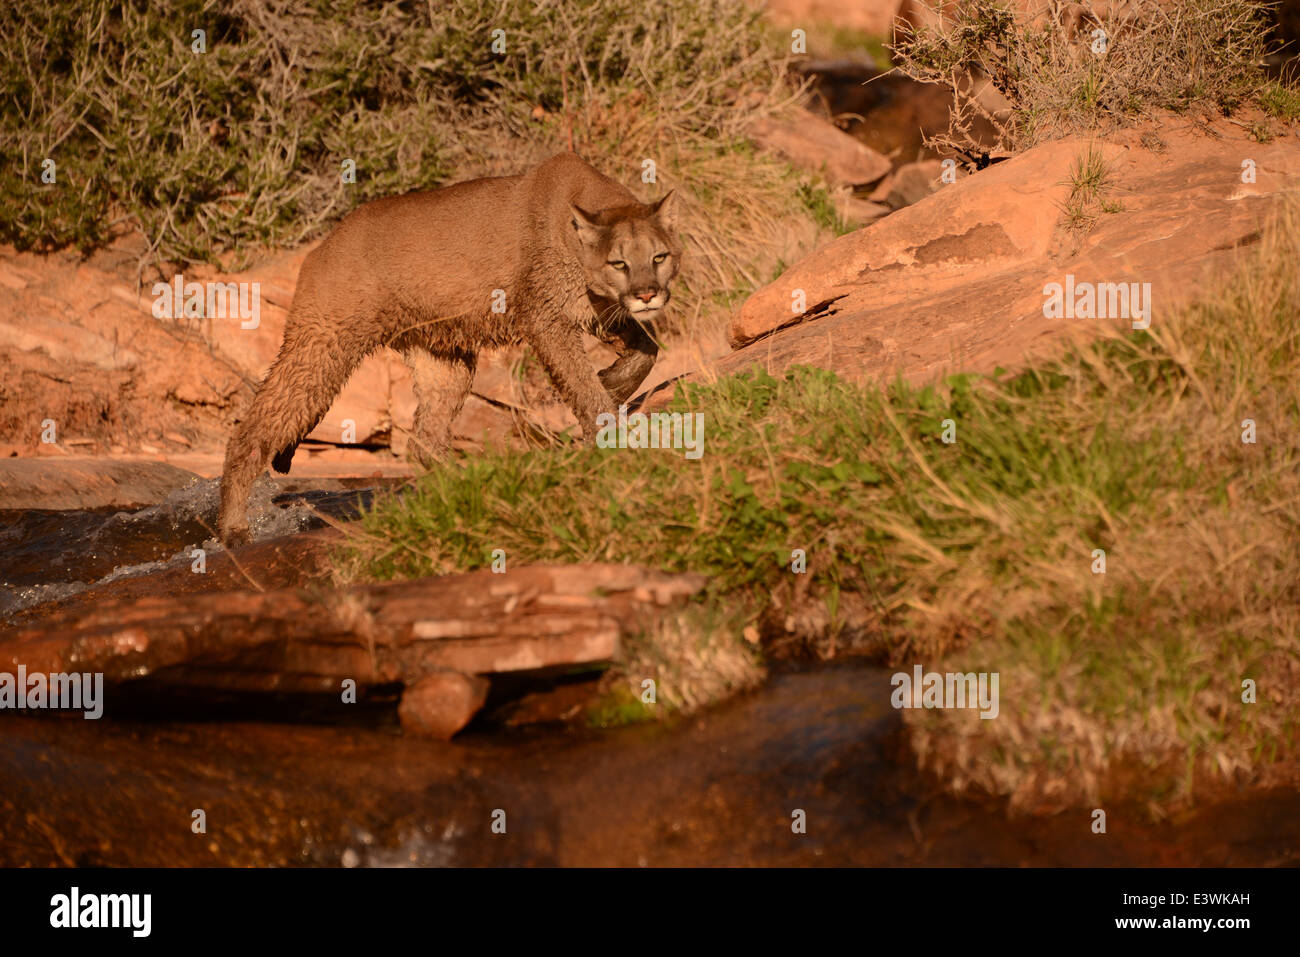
218;152;681;545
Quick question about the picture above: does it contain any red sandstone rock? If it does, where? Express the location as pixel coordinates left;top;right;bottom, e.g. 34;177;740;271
748;110;892;188
636;121;1300;401
398;672;490;738
0;563;707;738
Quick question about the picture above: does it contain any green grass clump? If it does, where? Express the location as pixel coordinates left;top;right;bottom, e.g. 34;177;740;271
1060;144;1124;235
796;181;853;236
1259;79;1300;123
338;203;1300;811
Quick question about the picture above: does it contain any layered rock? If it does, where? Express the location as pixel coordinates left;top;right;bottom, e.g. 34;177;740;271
640;121;1299;401
0;236;570;462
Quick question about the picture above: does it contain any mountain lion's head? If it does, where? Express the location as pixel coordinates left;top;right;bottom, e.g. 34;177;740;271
570;192;681;323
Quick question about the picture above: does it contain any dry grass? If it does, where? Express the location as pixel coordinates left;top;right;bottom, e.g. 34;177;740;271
0;0;836;344
891;0;1283;154
907;201;1300;812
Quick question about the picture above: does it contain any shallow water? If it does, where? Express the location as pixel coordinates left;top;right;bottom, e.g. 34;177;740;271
3;665;1298;867
0;477;383;617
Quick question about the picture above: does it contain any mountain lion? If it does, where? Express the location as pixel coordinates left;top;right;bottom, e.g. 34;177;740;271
217;152;680;545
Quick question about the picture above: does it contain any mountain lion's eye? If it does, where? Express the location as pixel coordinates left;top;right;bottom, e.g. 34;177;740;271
653;253;668;264
608;260;628;270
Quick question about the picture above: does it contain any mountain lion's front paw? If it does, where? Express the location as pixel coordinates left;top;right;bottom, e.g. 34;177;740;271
219;524;252;549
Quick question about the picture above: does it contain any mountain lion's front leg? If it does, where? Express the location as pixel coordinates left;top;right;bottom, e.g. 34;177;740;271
524;322;614;441
595;311;658;405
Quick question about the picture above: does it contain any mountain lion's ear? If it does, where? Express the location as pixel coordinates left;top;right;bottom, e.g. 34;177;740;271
650;190;678;232
570;204;603;247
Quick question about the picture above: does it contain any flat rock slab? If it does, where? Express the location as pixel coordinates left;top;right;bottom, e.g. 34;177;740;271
0;563;707;738
0;457;203;510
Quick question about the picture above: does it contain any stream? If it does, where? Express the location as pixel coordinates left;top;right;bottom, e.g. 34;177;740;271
4;661;1298;866
2;483;1297;867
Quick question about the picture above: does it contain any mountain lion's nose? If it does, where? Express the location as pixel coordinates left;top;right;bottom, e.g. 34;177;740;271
635;290;657;303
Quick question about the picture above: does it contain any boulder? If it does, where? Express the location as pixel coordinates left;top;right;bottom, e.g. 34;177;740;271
868;159;950;208
645;120;1300;398
398;672;491;738
748;110;892;188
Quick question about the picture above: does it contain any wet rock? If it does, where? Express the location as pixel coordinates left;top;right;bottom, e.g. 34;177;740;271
2;527;344;627
0;475;386;621
398;672;490;738
1;563;707;736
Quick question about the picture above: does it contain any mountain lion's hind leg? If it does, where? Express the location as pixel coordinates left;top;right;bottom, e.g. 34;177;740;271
403;347;475;469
